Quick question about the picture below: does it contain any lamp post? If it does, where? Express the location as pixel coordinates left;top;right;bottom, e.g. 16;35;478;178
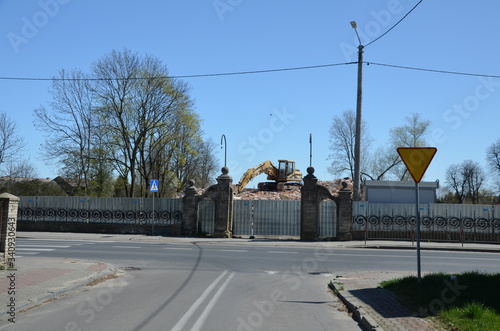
309;133;312;167
351;21;363;201
220;134;227;167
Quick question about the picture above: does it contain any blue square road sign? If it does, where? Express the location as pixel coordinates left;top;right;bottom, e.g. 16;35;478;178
150;180;159;192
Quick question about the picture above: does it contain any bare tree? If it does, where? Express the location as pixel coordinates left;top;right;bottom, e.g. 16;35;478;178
2;159;38;178
0;112;25;169
363;146;401;181
34;69;94;193
194;139;218;188
463;160;485;204
328;110;371;179
445;160;485;204
446;164;467;204
486;138;500;193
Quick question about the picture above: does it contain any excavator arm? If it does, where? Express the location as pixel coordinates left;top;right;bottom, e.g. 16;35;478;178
236;160;278;194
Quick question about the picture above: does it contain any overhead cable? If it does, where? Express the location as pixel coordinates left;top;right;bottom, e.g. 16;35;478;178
0;62;355;82
365;0;424;47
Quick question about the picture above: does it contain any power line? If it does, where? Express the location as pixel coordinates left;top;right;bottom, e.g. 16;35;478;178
368;62;500;79
365;0;423;48
0;62;355;82
0;60;498;82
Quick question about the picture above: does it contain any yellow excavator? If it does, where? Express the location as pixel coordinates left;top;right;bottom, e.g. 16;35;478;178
236;160;303;194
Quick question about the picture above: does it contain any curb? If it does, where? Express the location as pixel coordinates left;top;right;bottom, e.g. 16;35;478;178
329;280;384;331
356;245;500;254
0;261;117;322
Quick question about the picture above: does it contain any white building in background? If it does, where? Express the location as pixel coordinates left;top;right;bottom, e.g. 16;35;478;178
363;180;439;204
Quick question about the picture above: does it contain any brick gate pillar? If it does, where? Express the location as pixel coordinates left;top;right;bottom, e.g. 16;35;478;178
0;193;20;268
212;167;233;238
182;180;199;236
300;167;336;241
336;182;353;241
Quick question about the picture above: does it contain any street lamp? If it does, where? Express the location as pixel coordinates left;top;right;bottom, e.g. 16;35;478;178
309;133;313;167
351;21;364;201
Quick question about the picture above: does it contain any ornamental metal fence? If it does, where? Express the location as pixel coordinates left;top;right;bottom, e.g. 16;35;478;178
353;201;500;243
17;196;183;225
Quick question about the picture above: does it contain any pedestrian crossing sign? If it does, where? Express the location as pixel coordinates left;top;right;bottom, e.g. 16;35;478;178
150;180;159;192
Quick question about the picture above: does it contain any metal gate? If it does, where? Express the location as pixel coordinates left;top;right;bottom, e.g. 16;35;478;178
198;199;215;234
232;200;336;237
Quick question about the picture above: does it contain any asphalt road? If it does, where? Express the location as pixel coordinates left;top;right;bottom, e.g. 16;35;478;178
8;237;500;330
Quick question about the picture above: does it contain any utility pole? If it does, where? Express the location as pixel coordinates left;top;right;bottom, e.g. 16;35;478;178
351;21;363;201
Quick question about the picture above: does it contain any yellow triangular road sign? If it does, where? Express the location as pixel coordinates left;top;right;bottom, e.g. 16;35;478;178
397;147;437;183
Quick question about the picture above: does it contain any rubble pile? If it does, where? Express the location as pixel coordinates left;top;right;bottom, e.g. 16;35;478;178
233;178;353;200
235;187;301;200
318;177;353;196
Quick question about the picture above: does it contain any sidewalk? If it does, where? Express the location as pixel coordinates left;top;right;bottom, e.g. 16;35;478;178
5;232;500;329
0;256;116;323
330;272;444;331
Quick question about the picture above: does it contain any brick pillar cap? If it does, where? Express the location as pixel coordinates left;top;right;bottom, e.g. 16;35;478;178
0;193;19;200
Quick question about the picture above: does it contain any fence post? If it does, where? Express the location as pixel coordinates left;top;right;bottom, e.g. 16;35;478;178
0;193;20;269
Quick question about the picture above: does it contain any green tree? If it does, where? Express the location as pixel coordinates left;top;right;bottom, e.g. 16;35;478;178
92;49;193;197
34;49;213;198
364;113;431;181
388;113;431;181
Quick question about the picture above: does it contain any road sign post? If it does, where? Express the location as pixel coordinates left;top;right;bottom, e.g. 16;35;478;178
150;180;159;235
397;147;437;285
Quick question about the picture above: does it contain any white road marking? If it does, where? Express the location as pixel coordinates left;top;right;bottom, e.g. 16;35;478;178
218;249;248;253
23;238;113;243
17;248;54;251
112;246;141;249
267;251;299;254
163;247;193;251
191;272;235;331
171;271;229;331
18;245;70;248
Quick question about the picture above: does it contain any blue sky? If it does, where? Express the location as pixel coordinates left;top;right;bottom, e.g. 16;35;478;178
1;0;499;191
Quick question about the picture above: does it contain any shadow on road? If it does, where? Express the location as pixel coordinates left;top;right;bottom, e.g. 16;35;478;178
132;242;203;330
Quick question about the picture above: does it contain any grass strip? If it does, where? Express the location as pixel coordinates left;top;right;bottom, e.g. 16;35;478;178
380;271;500;331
